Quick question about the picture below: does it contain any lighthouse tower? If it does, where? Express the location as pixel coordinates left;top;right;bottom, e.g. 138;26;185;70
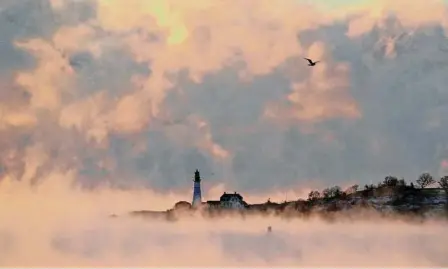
192;169;202;207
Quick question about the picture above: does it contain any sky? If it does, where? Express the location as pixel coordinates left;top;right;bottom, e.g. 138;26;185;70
1;0;448;201
310;0;371;9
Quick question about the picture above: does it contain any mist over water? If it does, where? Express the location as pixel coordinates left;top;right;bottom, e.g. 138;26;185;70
1;178;447;267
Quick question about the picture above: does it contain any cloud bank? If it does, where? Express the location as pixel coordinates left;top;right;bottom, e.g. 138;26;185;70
1;0;448;194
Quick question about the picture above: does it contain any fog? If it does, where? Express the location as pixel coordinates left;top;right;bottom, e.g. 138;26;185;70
1;177;447;267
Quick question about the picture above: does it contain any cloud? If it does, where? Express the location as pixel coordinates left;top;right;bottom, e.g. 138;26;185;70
265;41;361;126
15;38;75;110
346;0;448;38
0;0;448;196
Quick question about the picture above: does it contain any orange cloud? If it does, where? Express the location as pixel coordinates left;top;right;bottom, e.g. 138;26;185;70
14;39;74;111
265;42;360;125
0;101;37;129
92;0;332;121
59;91;112;143
14;0;447;140
5;0;447;196
347;0;448;37
163;115;230;160
11;0;367;141
52;24;97;56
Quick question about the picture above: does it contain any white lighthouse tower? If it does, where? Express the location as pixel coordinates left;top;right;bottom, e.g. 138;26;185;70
192;169;202;208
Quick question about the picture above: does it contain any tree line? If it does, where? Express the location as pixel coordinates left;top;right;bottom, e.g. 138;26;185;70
308;173;448;202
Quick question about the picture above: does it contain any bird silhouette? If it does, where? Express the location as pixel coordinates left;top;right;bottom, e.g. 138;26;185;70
304;58;319;66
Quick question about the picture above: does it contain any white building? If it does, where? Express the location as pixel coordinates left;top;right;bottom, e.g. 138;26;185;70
207;192;247;210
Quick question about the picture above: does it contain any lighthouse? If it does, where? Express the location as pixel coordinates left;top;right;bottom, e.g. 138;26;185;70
192;169;202;207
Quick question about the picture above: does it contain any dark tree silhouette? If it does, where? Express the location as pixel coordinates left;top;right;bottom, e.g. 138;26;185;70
332;186;342;198
308;190;321;201
322;188;332;199
416;173;435;189
439;176;448;192
323;186;341;200
345;184;359;195
383;176;398;187
397;178;406;186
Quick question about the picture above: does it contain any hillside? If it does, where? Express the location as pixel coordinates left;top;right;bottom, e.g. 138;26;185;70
123;186;447;222
299;186;447;219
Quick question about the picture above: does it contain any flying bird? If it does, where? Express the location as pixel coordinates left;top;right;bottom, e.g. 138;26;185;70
304;58;319;66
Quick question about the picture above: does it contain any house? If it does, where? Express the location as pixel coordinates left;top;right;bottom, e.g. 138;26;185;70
219;192;247;209
206;192;247;210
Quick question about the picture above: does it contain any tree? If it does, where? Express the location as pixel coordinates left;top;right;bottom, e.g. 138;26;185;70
345;184;359;195
323;186;342;200
332;186;342;198
439;176;448;191
322;188;332;199
416;173;435;189
397;178;406;187
383;176;399;187
439;176;448;212
308;190;321;201
322;186;342;199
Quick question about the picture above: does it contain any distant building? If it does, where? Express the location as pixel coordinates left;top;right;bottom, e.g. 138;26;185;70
220;192;246;209
206;200;221;209
192;169;202;208
206;192;247;210
188;169;247;210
